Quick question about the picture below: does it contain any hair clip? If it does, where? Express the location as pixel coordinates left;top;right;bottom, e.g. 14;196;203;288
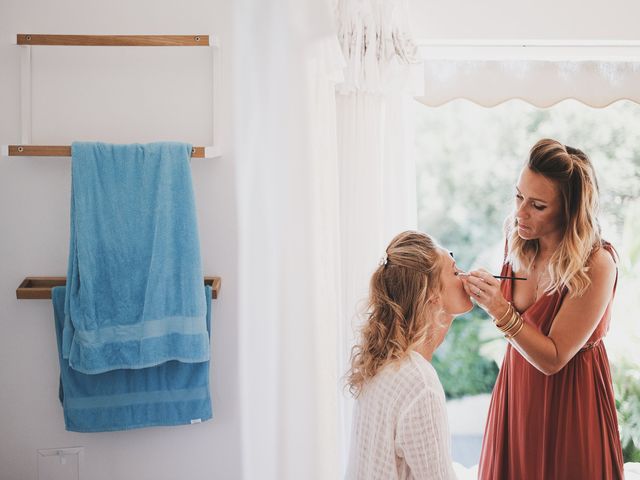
378;252;388;267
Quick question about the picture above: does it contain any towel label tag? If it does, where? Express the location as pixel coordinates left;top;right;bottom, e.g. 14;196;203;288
190;419;202;424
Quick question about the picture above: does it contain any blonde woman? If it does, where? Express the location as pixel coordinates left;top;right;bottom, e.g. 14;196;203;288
345;231;472;480
461;139;624;479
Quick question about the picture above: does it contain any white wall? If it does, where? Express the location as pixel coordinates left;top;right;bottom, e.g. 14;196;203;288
0;1;240;479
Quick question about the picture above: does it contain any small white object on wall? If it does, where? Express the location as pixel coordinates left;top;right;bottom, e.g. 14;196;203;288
37;447;84;480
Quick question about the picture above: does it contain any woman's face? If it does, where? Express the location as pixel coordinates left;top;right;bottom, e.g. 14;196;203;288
514;167;563;240
437;248;473;315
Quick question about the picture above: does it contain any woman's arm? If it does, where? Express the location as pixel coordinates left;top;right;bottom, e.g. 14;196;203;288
462;248;616;375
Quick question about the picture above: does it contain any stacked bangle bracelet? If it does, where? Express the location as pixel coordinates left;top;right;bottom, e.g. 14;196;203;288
493;302;525;339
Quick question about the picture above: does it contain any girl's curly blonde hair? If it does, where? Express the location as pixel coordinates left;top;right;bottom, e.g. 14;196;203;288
345;231;444;397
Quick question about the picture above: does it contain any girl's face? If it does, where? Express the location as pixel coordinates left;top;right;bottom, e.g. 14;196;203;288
437;248;473;315
514;167;563;241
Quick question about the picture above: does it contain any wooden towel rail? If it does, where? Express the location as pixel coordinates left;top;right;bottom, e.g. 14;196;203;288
11;33;221;155
16;34;210;47
4;145;216;158
17;276;221;300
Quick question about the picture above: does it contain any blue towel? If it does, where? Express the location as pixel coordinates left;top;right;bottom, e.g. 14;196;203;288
53;286;213;432
63;142;209;374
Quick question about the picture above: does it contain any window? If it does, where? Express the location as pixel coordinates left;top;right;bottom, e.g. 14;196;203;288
414;98;640;466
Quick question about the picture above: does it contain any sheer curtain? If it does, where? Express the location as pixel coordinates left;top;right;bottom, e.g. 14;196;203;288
233;0;343;478
334;0;422;472
233;0;421;476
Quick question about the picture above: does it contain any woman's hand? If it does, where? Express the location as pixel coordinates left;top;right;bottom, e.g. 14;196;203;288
460;269;510;321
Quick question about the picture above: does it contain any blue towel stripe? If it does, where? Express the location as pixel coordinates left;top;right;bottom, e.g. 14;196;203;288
71;315;208;343
65;386;210;410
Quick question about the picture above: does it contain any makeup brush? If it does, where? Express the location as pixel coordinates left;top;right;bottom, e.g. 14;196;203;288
456;272;527;281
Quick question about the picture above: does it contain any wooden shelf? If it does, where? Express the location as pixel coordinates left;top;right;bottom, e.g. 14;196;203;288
17;34;210;47
17;276;221;300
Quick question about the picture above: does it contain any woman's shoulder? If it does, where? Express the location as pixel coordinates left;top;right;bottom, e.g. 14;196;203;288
589;242;617;274
573;242;618;298
594;240;618;263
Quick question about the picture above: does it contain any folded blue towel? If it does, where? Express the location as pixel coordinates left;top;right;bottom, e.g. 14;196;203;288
63;142;209;374
53;286;213;432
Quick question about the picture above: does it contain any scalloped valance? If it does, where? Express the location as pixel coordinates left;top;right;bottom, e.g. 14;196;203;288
416;59;640;108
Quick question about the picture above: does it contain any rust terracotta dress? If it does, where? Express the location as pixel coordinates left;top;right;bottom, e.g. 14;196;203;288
478;244;624;480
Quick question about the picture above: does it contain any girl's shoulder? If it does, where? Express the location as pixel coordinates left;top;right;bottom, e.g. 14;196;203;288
407;351;445;395
370;352;441;396
359;352;446;417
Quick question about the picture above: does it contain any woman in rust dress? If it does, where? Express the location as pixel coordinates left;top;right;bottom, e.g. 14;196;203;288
461;139;624;479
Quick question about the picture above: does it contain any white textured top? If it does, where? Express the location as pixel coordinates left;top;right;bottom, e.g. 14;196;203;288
346;351;457;480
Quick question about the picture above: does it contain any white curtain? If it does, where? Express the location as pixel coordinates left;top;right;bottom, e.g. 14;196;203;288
306;31;346;480
233;0;421;476
233;0;343;479
334;0;422;473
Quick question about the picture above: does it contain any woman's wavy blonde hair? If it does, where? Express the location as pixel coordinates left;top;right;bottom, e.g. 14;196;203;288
506;138;605;297
345;231;444;397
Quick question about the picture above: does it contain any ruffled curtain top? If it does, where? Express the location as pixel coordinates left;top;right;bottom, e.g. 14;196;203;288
335;0;419;94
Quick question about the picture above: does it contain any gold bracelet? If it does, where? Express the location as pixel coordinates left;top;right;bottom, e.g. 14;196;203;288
502;310;523;337
505;316;525;339
498;308;519;334
493;303;512;327
498;309;520;334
